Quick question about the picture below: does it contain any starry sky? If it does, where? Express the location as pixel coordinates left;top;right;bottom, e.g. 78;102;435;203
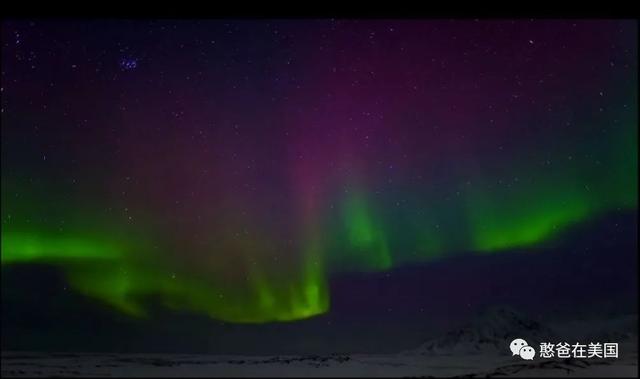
1;20;638;327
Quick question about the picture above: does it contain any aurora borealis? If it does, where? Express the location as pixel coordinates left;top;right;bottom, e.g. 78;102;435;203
1;20;637;325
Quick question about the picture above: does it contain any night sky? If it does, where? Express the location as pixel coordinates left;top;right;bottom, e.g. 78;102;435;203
1;19;637;347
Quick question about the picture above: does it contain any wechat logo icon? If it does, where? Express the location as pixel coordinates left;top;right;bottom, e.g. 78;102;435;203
510;338;536;360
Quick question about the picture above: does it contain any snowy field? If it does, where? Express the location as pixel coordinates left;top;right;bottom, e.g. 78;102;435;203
3;309;636;377
1;345;637;377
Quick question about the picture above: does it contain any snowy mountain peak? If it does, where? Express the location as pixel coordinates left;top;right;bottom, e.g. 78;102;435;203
410;306;557;356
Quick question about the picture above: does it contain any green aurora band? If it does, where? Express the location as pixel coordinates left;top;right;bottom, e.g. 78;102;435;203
1;99;637;325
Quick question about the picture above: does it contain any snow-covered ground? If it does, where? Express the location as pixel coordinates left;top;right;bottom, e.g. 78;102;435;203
3;308;637;377
1;347;637;377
